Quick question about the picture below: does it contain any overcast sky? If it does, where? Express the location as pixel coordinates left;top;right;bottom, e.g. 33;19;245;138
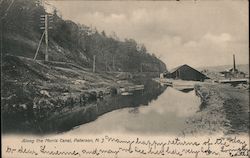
48;0;249;69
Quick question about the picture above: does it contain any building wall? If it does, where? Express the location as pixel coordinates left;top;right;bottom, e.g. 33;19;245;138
167;65;206;81
224;72;246;79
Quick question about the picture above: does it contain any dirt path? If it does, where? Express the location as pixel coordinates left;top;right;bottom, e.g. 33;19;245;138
183;83;249;136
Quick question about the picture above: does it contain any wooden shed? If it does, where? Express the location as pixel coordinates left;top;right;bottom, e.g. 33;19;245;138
164;64;209;81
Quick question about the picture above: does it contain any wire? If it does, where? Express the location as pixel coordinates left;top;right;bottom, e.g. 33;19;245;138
1;0;14;20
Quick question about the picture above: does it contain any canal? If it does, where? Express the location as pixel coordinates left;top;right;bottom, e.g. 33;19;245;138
66;86;201;136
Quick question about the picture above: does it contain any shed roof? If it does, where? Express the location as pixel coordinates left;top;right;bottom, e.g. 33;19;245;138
168;64;209;79
168;64;185;73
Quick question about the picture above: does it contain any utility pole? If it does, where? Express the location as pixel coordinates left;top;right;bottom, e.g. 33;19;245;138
44;14;48;61
93;55;96;73
34;13;52;61
1;19;4;96
105;60;108;72
112;56;115;71
233;54;236;72
1;20;3;60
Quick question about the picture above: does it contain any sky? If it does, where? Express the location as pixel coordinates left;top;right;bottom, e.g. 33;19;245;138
47;0;249;69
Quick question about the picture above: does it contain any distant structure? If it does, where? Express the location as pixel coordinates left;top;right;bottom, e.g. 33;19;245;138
220;54;246;79
116;72;133;80
164;64;209;81
160;71;168;79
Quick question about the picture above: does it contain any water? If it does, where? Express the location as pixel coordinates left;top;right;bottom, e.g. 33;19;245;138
68;87;201;135
2;79;201;135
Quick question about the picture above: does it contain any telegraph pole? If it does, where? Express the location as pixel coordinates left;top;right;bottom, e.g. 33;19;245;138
93;55;96;73
34;13;52;61
1;20;3;60
233;54;236;72
112;56;115;71
105;60;108;72
44;14;48;61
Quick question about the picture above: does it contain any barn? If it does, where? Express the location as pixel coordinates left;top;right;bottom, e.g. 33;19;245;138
164;64;209;81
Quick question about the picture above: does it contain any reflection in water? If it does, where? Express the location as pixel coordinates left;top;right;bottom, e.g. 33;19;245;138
68;87;201;135
179;88;194;93
128;107;139;114
39;80;166;134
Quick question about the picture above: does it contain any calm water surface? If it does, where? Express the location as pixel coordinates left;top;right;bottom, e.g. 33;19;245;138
68;87;201;135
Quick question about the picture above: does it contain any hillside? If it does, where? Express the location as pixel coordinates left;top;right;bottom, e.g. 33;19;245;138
1;0;167;134
1;0;166;72
1;54;142;133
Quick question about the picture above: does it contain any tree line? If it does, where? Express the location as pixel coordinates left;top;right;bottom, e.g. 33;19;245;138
1;0;167;72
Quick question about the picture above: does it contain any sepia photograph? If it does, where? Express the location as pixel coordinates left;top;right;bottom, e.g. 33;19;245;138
1;0;249;157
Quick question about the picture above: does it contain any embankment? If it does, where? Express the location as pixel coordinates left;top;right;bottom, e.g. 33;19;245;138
39;81;166;134
2;55;164;134
184;83;249;135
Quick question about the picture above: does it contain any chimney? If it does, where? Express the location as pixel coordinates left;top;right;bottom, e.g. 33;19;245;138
233;54;236;72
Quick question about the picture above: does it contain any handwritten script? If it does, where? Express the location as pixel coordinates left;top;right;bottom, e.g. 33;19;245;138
3;135;250;158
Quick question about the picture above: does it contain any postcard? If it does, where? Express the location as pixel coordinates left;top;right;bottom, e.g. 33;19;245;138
1;0;249;157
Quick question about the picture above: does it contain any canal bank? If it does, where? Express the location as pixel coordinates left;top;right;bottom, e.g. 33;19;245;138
2;73;166;134
65;82;249;136
64;87;201;135
2;55;164;134
187;83;249;135
38;79;166;134
3;55;248;136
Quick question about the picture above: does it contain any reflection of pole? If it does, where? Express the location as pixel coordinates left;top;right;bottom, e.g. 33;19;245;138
45;14;48;61
93;55;96;73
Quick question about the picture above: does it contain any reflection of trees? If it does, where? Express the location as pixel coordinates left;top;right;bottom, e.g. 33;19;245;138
96;80;167;115
128;107;139;114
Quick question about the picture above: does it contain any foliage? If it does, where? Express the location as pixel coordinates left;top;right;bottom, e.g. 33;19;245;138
1;0;167;72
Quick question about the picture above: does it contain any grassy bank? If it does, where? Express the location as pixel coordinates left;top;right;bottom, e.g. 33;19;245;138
2;55;162;134
183;83;249;135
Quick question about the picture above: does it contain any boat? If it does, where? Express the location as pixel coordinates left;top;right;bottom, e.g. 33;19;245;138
171;80;197;91
156;78;173;86
120;85;144;92
160;80;173;86
121;92;133;96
